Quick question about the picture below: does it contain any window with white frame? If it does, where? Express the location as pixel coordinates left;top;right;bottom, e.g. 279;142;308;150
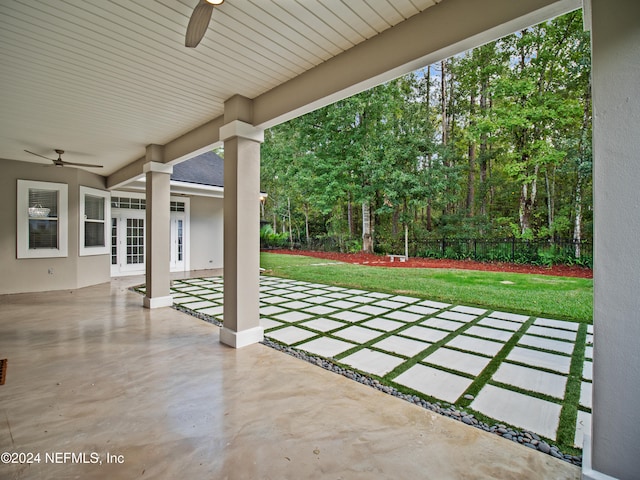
17;180;68;258
80;186;110;256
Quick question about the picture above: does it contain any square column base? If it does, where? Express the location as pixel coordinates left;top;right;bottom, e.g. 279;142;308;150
143;295;173;309
582;434;619;480
220;326;264;348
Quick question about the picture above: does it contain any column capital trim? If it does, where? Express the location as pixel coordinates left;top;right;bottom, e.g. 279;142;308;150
219;120;264;143
143;161;173;174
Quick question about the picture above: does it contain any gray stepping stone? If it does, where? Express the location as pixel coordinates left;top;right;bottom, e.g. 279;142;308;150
400;326;449;343
267;326;317;345
201;292;224;300
506;347;571;374
423;348;491;376
354;305;391;316
419;300;451;309
479;317;521;331
587;325;594;334
260;305;287;316
583;361;593;380
347;295;377;304
175;285;204;292
274;311;313;323
326;292;352;299
330;311;370;323
373;336;431;357
489;311;529;323
373;300;406;309
260;318;283;330
303;305;338;315
585;346;593;359
268;289;293;296
471;385;562;440
421;318;465;332
493;363;567;399
366;292;393;299
324;286;347;292
279;300;313;310
297;337;356;357
325;300;359;310
527;325;577;341
341;349;405;376
389;295;420;303
437;311;477;323
283;292;311;300
333;326;385;343
173;295;202;305
402;305;439;316
446;335;503;356
534;317;580;331
465;326;513;342
304;296;334;305
288;285;312;291
183;300;217;309
260;296;290;305
199;305;224;316
518;334;574;355
451;305;487;315
574;411;591;448
580;381;592;408
384;311;424;323
361;318;405;332
586;333;594;344
393;364;473;403
304;288;331;296
344;289;369;295
299;318;346;332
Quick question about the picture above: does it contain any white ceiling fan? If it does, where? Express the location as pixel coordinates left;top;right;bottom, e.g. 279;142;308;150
185;0;225;48
24;149;103;168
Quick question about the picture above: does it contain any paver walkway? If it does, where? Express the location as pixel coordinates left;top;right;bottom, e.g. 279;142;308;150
167;275;593;448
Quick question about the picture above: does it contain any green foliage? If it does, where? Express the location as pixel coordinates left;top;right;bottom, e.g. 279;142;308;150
259;224;289;249
261;10;592;257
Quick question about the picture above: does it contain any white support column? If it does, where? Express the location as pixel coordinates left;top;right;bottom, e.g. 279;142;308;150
587;1;640;479
219;119;264;348
143;154;173;309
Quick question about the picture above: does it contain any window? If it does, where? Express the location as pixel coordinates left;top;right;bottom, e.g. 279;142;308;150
80;186;110;256
17;180;68;258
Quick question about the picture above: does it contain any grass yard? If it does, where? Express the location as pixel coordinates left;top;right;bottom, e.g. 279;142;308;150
260;252;593;323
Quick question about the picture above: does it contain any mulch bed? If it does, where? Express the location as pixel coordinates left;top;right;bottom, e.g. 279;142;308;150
264;249;593;279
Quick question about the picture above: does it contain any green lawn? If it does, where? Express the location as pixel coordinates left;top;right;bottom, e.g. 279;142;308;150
260;252;593;323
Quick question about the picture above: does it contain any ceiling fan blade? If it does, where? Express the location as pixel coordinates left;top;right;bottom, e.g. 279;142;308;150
24;150;55;161
185;1;214;48
60;160;103;168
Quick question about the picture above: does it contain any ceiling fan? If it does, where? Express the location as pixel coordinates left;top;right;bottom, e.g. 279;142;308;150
24;149;103;168
185;0;224;48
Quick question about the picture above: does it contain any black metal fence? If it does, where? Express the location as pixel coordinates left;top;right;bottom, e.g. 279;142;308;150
285;236;593;268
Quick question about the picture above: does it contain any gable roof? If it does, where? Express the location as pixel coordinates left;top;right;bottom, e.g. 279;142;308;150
171;151;223;188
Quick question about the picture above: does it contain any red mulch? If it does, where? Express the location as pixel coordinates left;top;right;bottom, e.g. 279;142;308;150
265;249;593;279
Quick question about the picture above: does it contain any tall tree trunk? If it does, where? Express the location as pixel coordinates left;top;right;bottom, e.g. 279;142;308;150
479;81;489;218
519;163;539;235
467;94;476;216
545;166;555;237
287;196;293;247
304;204;310;245
347;193;353;236
362;201;373;253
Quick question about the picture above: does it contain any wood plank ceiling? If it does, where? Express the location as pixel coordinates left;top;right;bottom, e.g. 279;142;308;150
0;0;441;174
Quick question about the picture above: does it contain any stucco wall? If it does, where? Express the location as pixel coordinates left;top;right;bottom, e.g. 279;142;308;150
591;0;640;478
0;159;111;294
189;195;223;271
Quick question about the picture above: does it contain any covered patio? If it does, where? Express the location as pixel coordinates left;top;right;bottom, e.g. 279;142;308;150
1;0;639;478
0;276;578;479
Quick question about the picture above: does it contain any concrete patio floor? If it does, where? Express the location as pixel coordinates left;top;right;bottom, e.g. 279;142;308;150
0;274;579;479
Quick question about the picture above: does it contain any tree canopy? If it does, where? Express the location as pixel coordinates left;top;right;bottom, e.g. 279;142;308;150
260;11;592;255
